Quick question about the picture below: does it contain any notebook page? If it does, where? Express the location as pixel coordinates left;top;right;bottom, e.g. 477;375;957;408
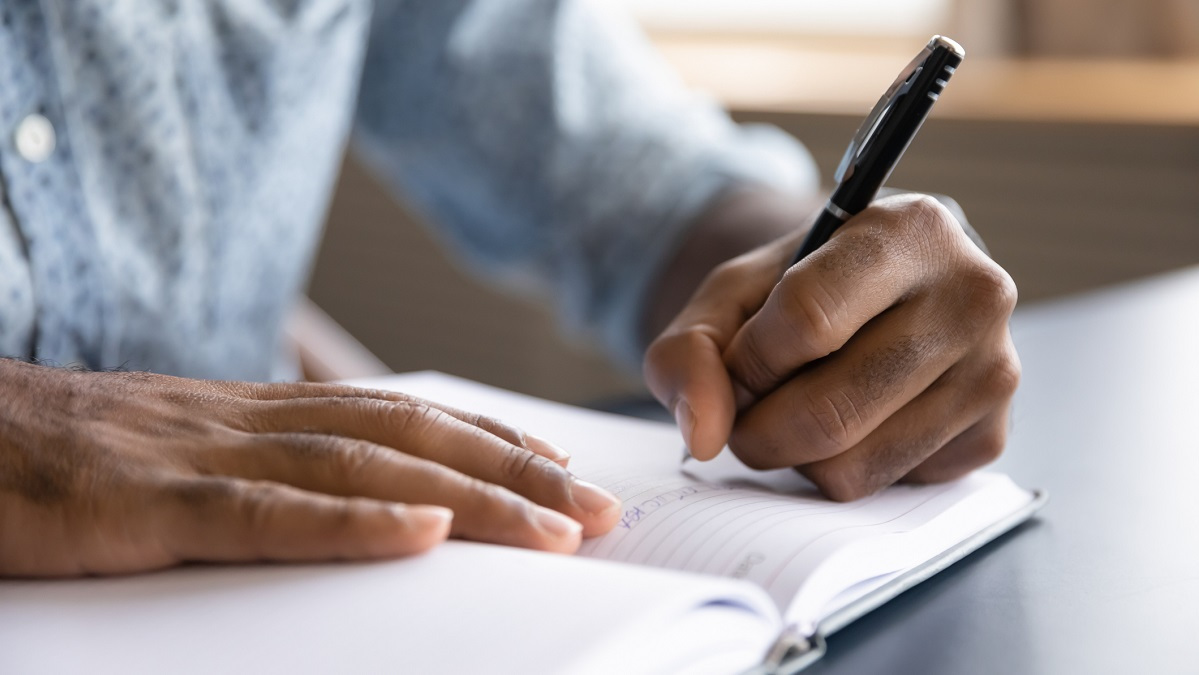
776;471;1033;626
577;452;1012;619
0;541;778;675
350;373;1032;624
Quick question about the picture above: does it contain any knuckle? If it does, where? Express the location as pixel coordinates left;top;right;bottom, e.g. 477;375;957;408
498;448;569;496
731;329;785;395
232;482;274;535
224;400;273;434
469;477;508;503
216;380;270;400
984;351;1022;401
171;477;284;549
328;438;387;484
383;400;446;439
910;193;952;224
900;194;957;240
463;476;522;518
798;388;864;456
498;447;543;482
959;262;1019;324
169;475;241;514
775;273;843;358
323;497;357;535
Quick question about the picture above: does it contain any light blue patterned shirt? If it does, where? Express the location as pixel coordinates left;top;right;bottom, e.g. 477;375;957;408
0;0;817;381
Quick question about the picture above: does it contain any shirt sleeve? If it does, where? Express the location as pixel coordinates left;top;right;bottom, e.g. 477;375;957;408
353;0;820;367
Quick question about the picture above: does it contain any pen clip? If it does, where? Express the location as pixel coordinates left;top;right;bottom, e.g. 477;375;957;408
832;43;934;185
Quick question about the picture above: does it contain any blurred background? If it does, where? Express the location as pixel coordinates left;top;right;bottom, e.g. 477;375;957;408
307;0;1199;403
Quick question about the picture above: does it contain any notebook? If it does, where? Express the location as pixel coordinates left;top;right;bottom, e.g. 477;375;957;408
0;372;1043;674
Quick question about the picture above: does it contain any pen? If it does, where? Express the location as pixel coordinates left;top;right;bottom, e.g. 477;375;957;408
791;36;965;266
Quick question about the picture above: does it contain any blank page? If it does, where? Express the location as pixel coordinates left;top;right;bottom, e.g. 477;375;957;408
0;541;776;675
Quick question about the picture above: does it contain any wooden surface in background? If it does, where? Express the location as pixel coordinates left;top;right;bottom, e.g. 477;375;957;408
655;35;1199;125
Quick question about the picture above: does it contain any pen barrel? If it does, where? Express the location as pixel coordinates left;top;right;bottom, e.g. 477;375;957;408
838;42;964;216
791;208;846;266
789;36;964;268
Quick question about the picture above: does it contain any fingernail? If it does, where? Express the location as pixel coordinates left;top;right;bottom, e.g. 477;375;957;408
533;506;583;539
673;398;696;449
401;505;454;530
569;478;621;516
526;434;571;466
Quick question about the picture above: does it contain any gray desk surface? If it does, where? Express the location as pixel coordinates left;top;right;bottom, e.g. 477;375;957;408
806;266;1199;674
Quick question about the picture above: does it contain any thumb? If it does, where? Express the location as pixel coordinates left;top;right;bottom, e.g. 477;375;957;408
643;244;791;461
644;326;736;461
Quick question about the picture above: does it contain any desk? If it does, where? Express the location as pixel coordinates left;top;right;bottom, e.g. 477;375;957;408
2;270;1195;674
806;267;1199;674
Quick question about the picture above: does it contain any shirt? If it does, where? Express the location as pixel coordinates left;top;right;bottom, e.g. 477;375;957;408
0;0;817;381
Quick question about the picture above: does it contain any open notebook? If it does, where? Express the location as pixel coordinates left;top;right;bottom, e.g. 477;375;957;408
0;372;1043;674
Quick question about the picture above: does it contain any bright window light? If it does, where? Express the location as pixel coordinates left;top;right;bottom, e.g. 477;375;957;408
619;0;951;37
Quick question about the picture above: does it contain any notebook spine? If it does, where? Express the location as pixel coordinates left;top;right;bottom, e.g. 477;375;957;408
759;626;827;674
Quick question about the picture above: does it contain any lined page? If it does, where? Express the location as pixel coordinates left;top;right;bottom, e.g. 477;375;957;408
577;451;1011;616
352;373;1033;622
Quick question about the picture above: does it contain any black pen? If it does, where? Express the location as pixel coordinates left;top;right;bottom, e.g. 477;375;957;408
791;36;965;266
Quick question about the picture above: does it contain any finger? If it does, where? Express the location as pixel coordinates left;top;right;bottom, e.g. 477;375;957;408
728;296;967;469
902;406;1012;485
523;435;572;467
643;255;781;460
798;347;1020;501
901;333;1021;486
160;476;452;563
723;196;960;403
205;434;587;552
235;399;618;534
224;380;567;463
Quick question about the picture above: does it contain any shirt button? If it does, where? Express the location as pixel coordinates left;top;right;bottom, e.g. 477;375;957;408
14;114;57;163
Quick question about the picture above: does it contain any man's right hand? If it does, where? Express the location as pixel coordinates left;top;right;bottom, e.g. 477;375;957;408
0;360;621;577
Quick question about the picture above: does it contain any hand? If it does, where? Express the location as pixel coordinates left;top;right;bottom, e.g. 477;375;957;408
0;360;621;577
644;194;1020;501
